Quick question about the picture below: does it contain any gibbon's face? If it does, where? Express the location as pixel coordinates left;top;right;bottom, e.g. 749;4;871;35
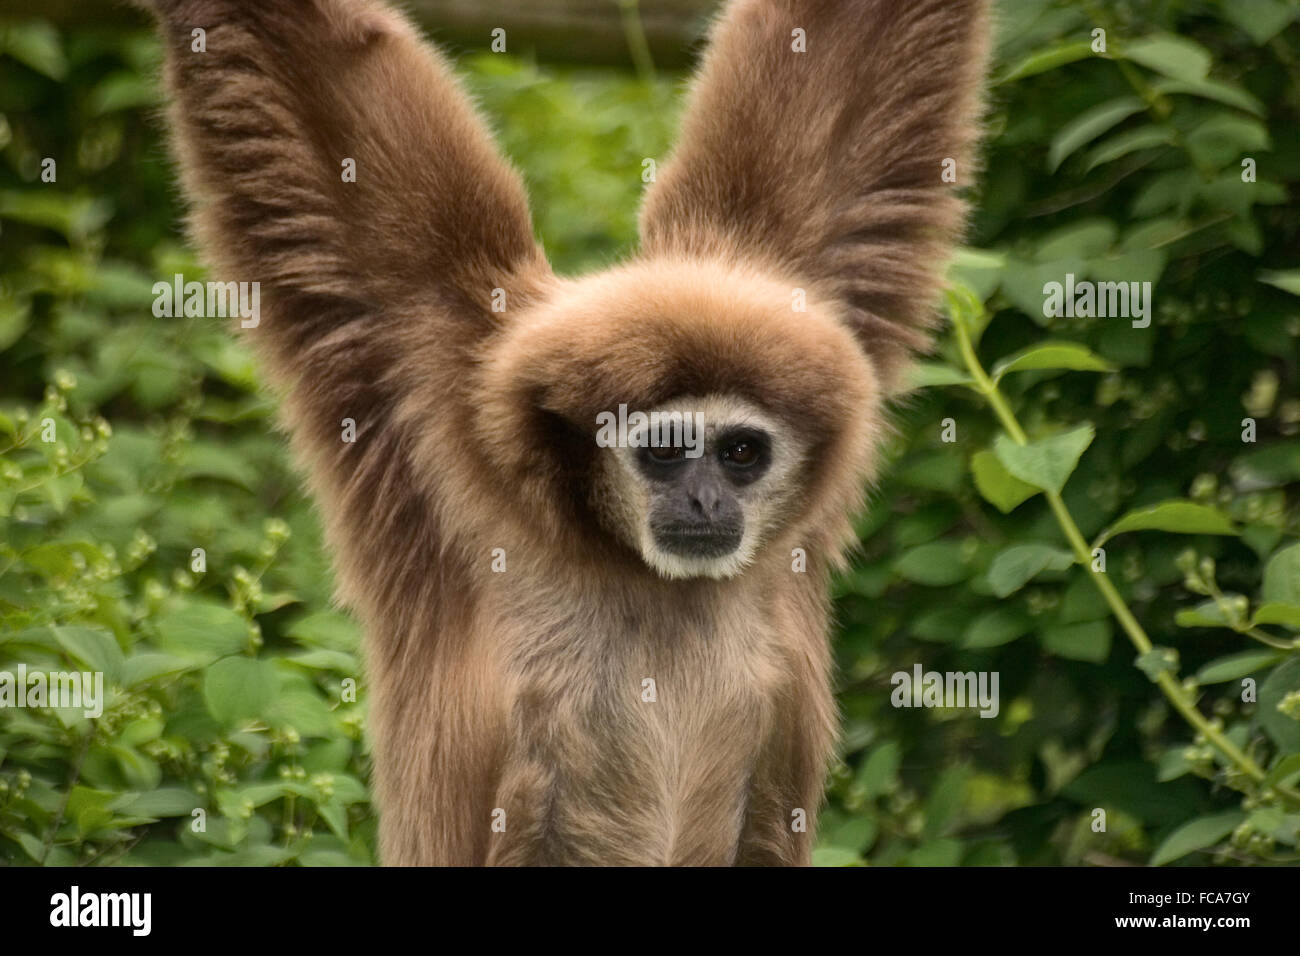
597;394;807;580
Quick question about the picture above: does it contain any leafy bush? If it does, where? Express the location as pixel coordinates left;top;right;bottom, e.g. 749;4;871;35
0;0;1298;866
819;1;1300;866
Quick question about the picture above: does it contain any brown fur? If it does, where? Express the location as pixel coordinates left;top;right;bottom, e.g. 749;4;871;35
141;0;989;865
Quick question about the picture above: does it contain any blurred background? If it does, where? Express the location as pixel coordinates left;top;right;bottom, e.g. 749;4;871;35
0;0;1298;866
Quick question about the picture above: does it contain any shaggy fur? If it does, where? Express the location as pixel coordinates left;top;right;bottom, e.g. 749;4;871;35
141;0;989;865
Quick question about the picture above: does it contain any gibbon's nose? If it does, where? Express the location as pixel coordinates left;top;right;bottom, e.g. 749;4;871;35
689;484;720;517
684;469;730;519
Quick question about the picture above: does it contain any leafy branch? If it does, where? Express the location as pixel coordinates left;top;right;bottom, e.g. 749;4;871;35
940;287;1300;810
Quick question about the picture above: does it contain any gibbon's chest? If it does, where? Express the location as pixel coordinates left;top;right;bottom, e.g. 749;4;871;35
496;584;788;863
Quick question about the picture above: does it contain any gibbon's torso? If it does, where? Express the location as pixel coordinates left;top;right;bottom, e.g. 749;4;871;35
361;538;830;866
482;556;812;865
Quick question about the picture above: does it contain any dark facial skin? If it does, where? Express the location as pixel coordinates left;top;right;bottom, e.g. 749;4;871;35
637;428;772;558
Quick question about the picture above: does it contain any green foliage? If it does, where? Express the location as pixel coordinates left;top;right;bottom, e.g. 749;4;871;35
820;0;1300;867
1;0;1299;867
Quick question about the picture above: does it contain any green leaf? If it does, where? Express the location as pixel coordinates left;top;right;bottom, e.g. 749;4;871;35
0;21;68;80
993;425;1095;495
922;766;971;839
1150;78;1264;117
894;541;971;587
265;681;337;737
991;341;1115;380
1001;257;1085;325
895;452;965;495
1041;620;1112;663
1251;603;1300;631
1232;442;1300;489
1084;126;1176;171
970;450;1039;514
987;544;1074;598
1248;806;1300;845
114;788;201;819
0;292;31;353
154;601;250;663
1047;97;1144;171
818;815;878;854
315;800;350;841
1096;500;1237;546
812;846;864;867
0;191;112;242
51;625;125;686
912;605;969;643
66;786;116;837
856;741;901;798
1132;169;1197;218
1259;270;1300;297
122;652;197;687
1262;543;1300;606
1258;659;1300;751
947;247;1005;302
1186;114;1270;170
13;831;47;863
41;472;83;513
179;440;260;491
908;363;973;389
227;782;292;811
1120;217;1189;251
286;611;361;652
1196;650;1282;684
202;656;279;727
1174;599;1232;629
88;71;162;116
907;839;963;866
1150;812;1245;866
997;40;1096;84
1124;34;1212;82
1221;0;1298;45
1060;572;1110;624
1263;754;1300;790
1091;247;1168;288
962;606;1034;649
1157;747;1194;782
1035;219;1118;260
284;649;358;673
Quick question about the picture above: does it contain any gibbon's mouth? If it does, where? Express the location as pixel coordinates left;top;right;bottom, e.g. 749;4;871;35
653;523;744;558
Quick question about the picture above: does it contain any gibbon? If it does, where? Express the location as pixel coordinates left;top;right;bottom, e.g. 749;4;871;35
142;0;989;865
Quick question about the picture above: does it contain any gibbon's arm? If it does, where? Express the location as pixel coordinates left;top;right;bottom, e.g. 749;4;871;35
640;0;989;391
142;0;549;610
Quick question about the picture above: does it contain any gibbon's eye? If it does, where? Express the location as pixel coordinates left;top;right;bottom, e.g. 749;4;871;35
648;444;686;462
722;441;760;467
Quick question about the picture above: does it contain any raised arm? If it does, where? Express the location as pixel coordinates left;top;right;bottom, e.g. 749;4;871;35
640;0;990;390
143;0;551;609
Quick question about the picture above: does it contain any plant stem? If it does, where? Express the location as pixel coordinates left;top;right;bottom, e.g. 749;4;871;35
42;729;93;864
952;314;1295;800
617;0;657;87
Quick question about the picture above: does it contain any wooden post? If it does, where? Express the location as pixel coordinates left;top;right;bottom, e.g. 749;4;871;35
6;0;720;68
